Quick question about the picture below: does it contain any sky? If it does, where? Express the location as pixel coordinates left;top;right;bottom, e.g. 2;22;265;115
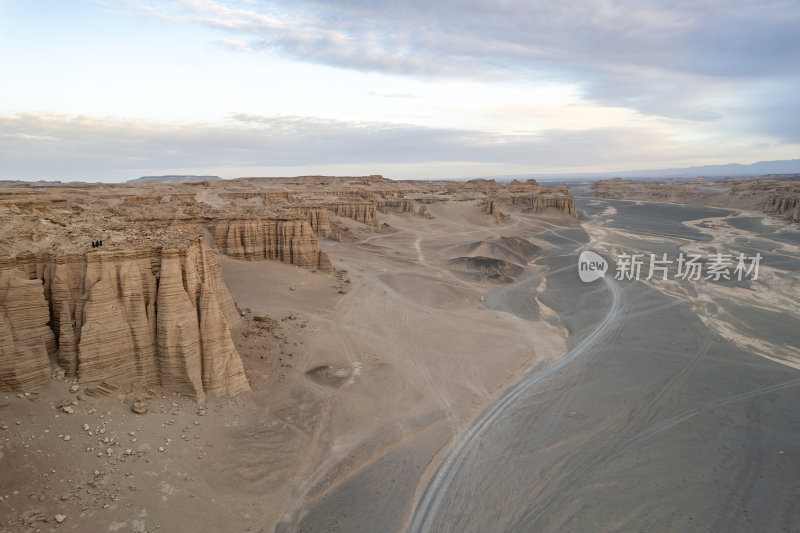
1;0;799;181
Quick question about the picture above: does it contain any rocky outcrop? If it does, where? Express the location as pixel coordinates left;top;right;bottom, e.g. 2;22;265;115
418;205;434;219
765;195;800;221
531;194;578;217
377;199;416;214
327;203;379;226
0;242;250;397
485;200;502;216
0;268;55;390
214;218;333;272
292;208;339;240
199;284;248;396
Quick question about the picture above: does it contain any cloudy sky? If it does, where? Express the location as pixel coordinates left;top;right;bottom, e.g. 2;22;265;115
1;0;798;181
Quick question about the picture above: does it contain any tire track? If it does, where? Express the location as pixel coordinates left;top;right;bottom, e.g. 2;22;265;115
407;275;623;533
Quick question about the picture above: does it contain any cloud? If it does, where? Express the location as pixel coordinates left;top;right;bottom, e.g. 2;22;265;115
0;112;709;180
98;0;800;139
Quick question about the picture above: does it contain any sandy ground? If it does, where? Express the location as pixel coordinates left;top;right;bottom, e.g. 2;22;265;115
409;193;800;533
1;200;574;532
7;190;792;533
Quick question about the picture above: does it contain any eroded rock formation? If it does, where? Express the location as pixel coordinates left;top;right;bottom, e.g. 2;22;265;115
377;199;416;214
0;241;249;397
327;203;379;226
214;218;333;272
765;195;800;221
0;268;55;390
531;194;578;217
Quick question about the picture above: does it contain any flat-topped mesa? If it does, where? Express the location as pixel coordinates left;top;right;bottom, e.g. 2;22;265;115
326;202;379;226
531;193;579;217
376;199;417;214
0;241;250;397
484;183;578;218
213;218;333;272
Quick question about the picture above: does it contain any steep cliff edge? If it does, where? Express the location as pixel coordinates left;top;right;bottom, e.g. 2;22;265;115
764;195;800;221
377;199;416;214
0;268;55;390
213;218;333;272
327;203;379;226
531;194;578;217
0;241;250;397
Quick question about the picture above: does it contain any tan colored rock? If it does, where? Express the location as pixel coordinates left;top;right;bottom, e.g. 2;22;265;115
296;207;338;240
156;252;205;400
0;242;248;398
77;264;139;383
328;203;379;226
119;261;158;384
214;218;333;271
0;268;53;390
377;199;416;214
531;194;578;217
199;285;249;396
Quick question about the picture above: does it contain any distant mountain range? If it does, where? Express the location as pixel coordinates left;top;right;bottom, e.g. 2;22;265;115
476;159;800;182
127;175;223;183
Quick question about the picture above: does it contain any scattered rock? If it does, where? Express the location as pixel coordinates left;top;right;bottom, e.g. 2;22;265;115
131;400;148;415
55;514;66;524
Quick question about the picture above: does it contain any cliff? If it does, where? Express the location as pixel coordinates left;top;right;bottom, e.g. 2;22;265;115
292;207;339;241
327;203;379;226
0;268;55;390
764;195;800;221
531;194;579;217
213;218;333;272
0;241;249;397
377;199;417;214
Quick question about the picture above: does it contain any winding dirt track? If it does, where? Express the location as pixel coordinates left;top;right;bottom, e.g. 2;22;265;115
406;197;800;533
408;270;621;532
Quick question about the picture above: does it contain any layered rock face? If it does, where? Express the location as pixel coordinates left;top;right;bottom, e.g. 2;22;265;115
765;195;800;221
377;199;416;214
479;179;578;219
0;268;55;390
213;219;333;272
0;242;249;398
327;203;379;226
292;208;338;240
531;194;578;217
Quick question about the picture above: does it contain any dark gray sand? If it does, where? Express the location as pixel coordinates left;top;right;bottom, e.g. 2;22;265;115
287;199;800;533
414;278;800;533
606;203;734;241
726;216;778;233
407;199;800;533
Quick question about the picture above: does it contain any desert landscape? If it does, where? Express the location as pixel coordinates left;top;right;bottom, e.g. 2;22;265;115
4;1;800;531
0;172;798;532
0;176;576;531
